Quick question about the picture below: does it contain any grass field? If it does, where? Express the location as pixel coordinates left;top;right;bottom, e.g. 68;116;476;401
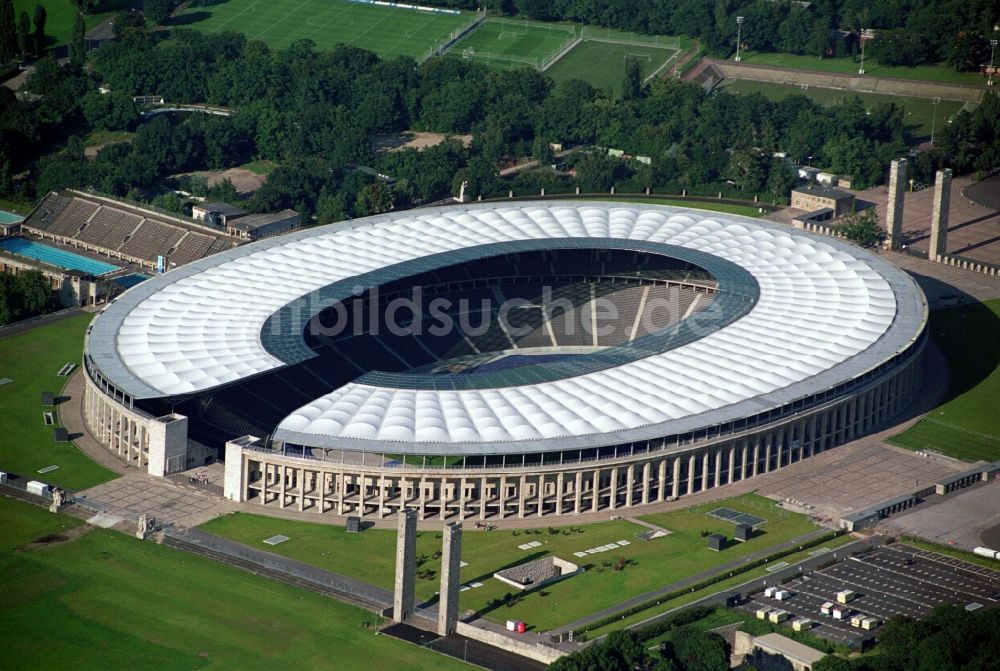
446;17;578;70
584;534;856;638
718;79;966;140
0;314;118;490
890;299;1000;462
13;0;133;48
0;497;471;671
546;40;678;94
738;51;987;86
605;197;765;218
201;493;820;631
177;0;472;58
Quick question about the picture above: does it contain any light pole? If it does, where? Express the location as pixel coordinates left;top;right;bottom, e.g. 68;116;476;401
735;16;745;62
858;28;867;74
989;39;998;86
931;97;941;144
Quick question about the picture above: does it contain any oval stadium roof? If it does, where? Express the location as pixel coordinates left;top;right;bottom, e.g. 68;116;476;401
87;202;926;452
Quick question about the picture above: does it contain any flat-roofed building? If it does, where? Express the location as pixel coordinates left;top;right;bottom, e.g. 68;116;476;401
192;202;248;228
227;209;301;241
791;184;856;219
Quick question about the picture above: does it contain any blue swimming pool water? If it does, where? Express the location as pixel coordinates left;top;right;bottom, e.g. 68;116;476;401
0;238;120;276
0;210;24;224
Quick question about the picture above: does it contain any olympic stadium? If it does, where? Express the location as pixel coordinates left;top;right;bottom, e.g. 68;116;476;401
82;202;928;520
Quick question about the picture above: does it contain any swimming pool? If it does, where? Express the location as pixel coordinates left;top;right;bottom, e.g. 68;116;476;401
0;210;24;224
0;238;121;276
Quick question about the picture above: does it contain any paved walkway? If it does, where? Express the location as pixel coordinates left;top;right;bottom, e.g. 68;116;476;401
549;527;832;635
59;369;130;476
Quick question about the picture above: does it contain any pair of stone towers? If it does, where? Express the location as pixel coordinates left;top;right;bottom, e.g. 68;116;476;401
393;509;462;636
885;157;953;259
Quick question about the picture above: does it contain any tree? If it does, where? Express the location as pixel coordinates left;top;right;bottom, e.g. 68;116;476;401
144;0;173;25
16;9;28;58
32;4;45;56
0;0;17;61
68;11;85;72
621;55;643;101
839;208;882;247
354;181;393;216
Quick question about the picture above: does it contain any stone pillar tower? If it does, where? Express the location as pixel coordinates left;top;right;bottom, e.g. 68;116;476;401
928;168;953;261
886;158;907;251
437;522;463;636
393;509;417;622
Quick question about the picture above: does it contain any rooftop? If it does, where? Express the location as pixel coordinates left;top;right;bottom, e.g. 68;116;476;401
231;209;300;230
753;632;826;667
793;184;855;201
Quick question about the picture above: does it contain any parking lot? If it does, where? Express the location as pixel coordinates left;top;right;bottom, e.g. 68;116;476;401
738;544;1000;648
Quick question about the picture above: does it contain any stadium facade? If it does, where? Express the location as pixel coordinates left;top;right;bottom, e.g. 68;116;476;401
82;202;927;520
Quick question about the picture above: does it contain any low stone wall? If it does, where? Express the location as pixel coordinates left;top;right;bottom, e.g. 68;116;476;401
454;621;566;664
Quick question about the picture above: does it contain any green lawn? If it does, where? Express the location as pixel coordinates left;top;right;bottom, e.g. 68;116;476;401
890;299;1000;462
604;196;765;218
0;493;82;551
15;0;132;48
0;313;118;490
446;17;578;70
0;497;471;671
718;79;967;140
177;0;471;58
547;40;677;94
200;492;820;631
738;51;987;86
584;533;856;639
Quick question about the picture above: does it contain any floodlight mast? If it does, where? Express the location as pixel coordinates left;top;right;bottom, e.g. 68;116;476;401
859;28;867;74
989;39;998;86
735;16;745;62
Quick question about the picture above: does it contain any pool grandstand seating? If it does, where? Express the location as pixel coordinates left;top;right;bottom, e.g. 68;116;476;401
20;191;242;272
168;232;218;266
119;220;186;262
75;207;143;249
33;195;99;238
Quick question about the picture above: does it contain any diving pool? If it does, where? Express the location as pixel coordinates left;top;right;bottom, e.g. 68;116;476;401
0;238;121;276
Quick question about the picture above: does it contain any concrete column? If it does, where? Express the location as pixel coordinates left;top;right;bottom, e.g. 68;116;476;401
337;471;346;515
727;446;736;484
641;462;651;504
279;465;288;508
439;478;448;521
687;454;697;495
625;464;635;507
886;158;907;252
438;523;462;636
657;459;667;501
518;475;527;518
223;439;247;502
928;168;952;261
479;476;488;520
499;475;507;519
318;471;327;513
556;472;565;515
609;467;619;510
574;471;583;513
752;440;761;476
459;476;468;521
672;458;681;498
393;509;418;622
379;474;388;518
764;439;772;474
536;474;545;517
713;450;722;489
418;477;426;519
592;469;602;511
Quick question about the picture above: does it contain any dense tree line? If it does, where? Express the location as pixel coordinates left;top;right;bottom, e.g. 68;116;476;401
0;269;55;325
813;604;1000;671
3;14;998;221
550;625;730;671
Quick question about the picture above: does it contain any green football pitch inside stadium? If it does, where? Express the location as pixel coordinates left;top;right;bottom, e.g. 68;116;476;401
178;0;472;58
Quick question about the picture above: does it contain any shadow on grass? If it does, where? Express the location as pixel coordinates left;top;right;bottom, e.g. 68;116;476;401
166;12;214;27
